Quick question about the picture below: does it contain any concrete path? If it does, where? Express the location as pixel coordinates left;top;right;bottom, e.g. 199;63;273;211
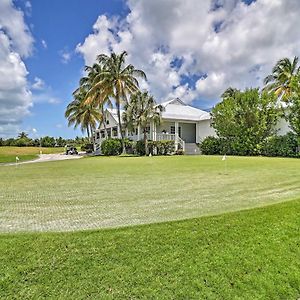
2;153;82;166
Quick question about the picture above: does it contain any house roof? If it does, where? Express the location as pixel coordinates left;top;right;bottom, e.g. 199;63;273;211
106;98;211;124
160;98;211;121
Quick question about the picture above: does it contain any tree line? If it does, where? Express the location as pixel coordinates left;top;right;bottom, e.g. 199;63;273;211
0;132;88;148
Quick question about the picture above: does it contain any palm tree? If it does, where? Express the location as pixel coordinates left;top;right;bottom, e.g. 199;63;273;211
263;56;300;102
91;51;147;152
18;132;28;139
79;63;111;138
123;91;164;155
65;89;101;141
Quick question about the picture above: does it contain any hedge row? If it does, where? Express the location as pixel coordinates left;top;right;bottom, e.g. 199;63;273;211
101;139;176;156
200;133;299;157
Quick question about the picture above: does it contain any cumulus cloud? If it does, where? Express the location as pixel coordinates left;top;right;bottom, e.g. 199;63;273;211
76;0;300;106
0;0;33;137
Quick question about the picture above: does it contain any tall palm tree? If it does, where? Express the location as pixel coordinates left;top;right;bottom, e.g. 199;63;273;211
123;91;164;155
263;56;300;102
65;89;101;140
18;132;28;139
91;51;147;152
80;63;112;138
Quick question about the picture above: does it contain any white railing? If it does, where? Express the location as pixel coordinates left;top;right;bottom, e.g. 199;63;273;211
156;133;176;141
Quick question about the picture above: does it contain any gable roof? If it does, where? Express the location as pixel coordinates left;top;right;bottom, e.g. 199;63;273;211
160;98;211;121
106;98;211;124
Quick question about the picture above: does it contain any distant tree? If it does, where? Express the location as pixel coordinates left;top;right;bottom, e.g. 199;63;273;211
41;136;56;147
211;88;280;155
56;137;66;147
18;132;28;139
123;91;164;155
264;56;300;102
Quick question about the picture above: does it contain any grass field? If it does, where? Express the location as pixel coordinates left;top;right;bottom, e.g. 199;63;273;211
0;199;299;299
0;146;64;163
1;155;300;232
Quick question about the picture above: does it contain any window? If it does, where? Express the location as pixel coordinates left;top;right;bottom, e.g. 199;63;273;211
145;126;150;133
170;126;182;137
106;120;109;125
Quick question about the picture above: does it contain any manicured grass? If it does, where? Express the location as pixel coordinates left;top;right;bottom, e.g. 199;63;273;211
1;155;300;232
0;146;64;163
0;199;299;299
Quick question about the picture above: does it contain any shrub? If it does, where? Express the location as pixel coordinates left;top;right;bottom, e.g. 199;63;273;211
261;133;299;157
156;140;175;155
136;140;146;156
101;139;122;156
175;149;185;155
81;143;94;153
200;136;225;155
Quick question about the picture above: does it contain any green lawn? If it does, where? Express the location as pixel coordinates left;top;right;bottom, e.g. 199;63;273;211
0;146;64;163
0;199;299;299
1;155;300;232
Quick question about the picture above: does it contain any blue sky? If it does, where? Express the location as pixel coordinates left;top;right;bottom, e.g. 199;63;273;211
0;0;299;138
17;0;128;138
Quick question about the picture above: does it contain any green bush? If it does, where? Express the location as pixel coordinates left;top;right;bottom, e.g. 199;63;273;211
133;140;175;156
261;133;299;157
136;140;146;156
200;136;226;155
156;140;175;155
81;143;94;153
101;139;122;156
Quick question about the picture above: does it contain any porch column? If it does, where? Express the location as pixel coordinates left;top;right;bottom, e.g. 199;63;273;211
153;122;157;141
137;125;141;140
175;121;179;151
196;122;200;143
117;126;121;138
110;127;113;138
125;128;128;138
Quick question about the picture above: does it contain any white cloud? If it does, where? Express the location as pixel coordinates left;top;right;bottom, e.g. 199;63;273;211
76;0;300;106
60;49;72;64
41;39;47;49
32;77;45;90
0;0;33;137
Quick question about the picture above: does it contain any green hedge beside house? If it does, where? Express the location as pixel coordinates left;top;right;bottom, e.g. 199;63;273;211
200;133;299;158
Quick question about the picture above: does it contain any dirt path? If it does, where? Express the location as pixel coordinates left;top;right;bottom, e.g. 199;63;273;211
2;153;82;166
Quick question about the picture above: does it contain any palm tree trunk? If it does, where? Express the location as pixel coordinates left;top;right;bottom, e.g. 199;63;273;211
102;106;108;138
116;100;125;154
86;127;90;140
143;128;148;156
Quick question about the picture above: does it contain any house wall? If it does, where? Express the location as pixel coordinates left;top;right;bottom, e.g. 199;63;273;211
275;117;291;136
99;111;118;130
197;120;216;143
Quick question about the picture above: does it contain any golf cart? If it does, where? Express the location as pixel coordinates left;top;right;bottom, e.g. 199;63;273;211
65;145;78;155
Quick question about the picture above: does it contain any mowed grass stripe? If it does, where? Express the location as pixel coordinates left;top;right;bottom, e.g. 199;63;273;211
1;155;300;232
0;199;299;299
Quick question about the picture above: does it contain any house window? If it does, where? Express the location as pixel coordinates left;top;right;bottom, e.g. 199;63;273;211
145;126;150;133
170;126;182;137
106;120;109;125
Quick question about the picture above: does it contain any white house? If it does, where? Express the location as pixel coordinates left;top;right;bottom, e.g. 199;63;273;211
93;97;292;155
94;98;216;154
